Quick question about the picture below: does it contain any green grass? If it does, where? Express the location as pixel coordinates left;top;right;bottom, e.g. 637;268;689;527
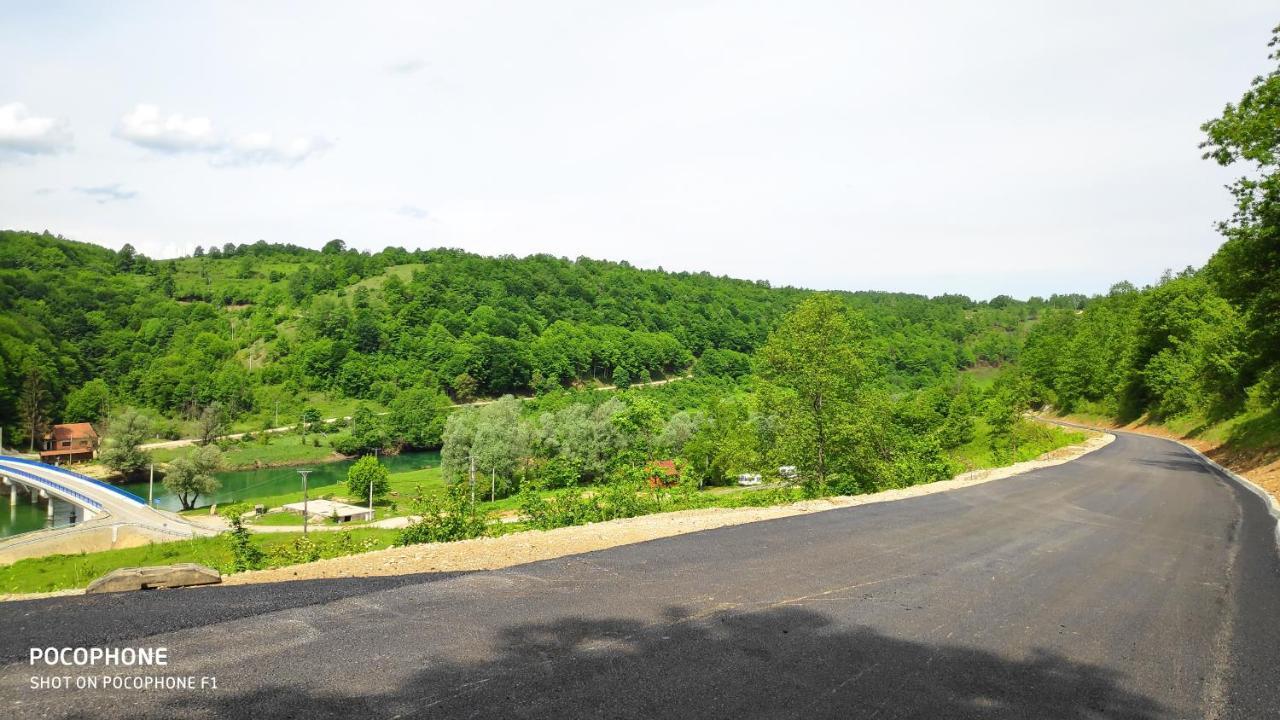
249;511;307;526
152;437;346;467
959;365;1002;390
346;263;426;292
0;528;403;595
948;418;1086;472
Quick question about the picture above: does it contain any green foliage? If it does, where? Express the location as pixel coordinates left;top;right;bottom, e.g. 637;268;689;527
98;408;152;476
395;484;488;545
757;294;869;492
346;454;390;502
163;445;224;510
0;229;1042;450
387;386;451;448
984;371;1033;461
63;379;111;424
220;504;265;572
1200;25;1280;403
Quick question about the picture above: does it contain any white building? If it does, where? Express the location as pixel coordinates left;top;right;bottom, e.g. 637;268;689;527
281;499;374;523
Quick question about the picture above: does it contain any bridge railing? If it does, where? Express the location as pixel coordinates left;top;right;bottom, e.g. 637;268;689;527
0;463;104;511
0;456;146;506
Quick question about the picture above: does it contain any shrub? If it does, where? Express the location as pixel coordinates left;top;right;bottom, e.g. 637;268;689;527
346;455;390;502
395;485;488;546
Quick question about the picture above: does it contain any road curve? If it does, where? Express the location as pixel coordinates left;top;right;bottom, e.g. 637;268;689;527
2;431;1278;719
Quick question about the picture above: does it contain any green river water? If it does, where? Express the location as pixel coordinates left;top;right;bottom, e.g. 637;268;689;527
0;450;440;538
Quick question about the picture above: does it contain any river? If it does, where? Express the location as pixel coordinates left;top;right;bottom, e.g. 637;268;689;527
0;451;440;537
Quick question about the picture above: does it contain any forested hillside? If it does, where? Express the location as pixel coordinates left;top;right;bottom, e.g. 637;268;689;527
1021;26;1280;436
0;229;1059;451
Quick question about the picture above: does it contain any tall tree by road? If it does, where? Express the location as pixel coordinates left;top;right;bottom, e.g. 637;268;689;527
757;294;869;494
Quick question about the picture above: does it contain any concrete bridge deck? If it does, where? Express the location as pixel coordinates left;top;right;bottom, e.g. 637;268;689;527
0;457;216;564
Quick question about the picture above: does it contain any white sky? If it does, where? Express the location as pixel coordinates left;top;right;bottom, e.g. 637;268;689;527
0;1;1274;299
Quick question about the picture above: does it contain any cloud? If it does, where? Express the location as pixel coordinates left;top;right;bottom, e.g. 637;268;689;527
217;131;333;167
33;187;56;195
74;183;138;203
0;102;73;156
395;204;430;220
114;104;331;166
115;104;217;153
387;59;426;76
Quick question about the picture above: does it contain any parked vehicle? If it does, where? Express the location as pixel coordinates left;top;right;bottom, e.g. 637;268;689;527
737;473;763;486
778;465;798;480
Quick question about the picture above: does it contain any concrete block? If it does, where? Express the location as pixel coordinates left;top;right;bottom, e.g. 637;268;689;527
86;563;222;594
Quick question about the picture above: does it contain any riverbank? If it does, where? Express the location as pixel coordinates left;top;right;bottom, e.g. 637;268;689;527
0;423;1095;598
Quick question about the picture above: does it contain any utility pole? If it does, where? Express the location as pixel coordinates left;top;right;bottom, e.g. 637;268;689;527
297;469;312;535
148;463;155;507
274;401;279;429
369;448;377;513
469;454;476;506
491;468;495;503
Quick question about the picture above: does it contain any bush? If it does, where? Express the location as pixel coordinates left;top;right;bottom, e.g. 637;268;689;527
395;485;488;546
346;455;390;502
227;515;264;572
520;486;601;530
269;535;321;565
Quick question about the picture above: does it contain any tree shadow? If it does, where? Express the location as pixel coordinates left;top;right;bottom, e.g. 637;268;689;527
148;605;1169;719
0;571;466;664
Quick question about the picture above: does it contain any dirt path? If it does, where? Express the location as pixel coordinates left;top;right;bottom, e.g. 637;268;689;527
219;431;1112;587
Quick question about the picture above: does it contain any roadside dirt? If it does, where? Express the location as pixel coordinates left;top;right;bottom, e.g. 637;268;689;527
218;431;1113;588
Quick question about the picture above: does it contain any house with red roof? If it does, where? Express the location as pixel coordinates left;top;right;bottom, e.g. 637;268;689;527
40;423;99;464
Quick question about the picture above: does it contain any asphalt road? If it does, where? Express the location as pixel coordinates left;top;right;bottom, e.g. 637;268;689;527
2;431;1278;719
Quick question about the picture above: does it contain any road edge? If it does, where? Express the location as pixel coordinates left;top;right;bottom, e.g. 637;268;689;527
1045;417;1280;554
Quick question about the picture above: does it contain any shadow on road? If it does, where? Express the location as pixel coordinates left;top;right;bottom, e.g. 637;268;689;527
1131;456;1213;474
0;572;465;664
149;604;1168;719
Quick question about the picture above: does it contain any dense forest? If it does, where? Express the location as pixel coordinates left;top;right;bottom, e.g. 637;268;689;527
0;229;1063;447
0;227;1083;500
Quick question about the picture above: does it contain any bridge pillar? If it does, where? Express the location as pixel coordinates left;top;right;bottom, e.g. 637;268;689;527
46;496;53;520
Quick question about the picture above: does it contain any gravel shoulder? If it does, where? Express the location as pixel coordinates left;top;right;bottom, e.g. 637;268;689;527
221;430;1113;587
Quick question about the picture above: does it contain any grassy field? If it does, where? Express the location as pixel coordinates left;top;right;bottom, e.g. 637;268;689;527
152;437;347;467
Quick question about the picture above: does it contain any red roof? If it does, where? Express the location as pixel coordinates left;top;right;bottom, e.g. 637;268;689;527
47;423;99;442
650;459;678;475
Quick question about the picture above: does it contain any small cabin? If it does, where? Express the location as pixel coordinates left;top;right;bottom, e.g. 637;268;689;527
40;423;99;464
647;459;680;488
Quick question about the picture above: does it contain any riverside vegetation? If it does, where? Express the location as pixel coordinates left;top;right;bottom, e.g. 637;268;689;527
3;24;1279;596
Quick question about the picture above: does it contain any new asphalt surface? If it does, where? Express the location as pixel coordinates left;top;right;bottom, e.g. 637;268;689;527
2;431;1278;719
